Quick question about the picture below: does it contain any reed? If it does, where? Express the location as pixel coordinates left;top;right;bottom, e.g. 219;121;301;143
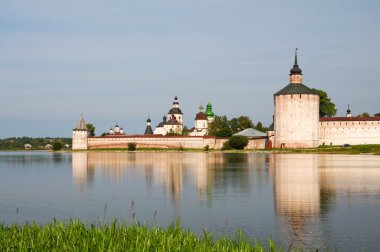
0;219;282;251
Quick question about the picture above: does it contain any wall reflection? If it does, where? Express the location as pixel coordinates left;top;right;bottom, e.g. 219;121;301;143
72;152;380;248
71;152;257;204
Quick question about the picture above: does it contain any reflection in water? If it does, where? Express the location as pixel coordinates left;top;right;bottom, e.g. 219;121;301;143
69;152;380;250
72;152;256;205
271;154;324;248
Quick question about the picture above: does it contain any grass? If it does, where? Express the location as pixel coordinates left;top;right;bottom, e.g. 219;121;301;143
256;144;380;155
0;219;283;252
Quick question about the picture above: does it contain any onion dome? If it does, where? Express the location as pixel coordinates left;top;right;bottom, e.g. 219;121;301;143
205;102;215;117
169;107;183;114
147;117;151;123
290;48;302;75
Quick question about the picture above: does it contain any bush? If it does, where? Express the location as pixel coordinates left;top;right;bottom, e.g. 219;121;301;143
203;145;209;151
52;142;63;151
128;142;136;151
228;135;249;150
221;141;231;151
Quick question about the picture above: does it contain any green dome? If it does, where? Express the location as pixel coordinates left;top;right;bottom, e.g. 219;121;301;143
205;102;214;117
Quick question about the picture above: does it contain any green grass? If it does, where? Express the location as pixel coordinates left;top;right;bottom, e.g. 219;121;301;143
0;220;284;251
256;144;380;155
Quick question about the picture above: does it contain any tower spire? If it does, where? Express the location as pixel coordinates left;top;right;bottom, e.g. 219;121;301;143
346;104;352;117
289;48;302;83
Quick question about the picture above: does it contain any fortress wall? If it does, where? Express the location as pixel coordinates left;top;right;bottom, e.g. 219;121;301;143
274;94;319;148
86;136;265;150
246;138;267;149
87;136;230;149
319;120;380;146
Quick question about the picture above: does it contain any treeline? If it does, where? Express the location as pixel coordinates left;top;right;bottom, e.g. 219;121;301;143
208;115;272;137
0;137;72;150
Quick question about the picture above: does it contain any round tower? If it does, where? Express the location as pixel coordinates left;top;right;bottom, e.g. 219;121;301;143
72;115;89;150
274;50;320;148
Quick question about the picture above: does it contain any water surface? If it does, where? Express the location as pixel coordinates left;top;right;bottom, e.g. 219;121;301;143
1;151;380;251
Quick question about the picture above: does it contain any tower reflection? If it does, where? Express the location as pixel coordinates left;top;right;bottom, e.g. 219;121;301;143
271;154;324;248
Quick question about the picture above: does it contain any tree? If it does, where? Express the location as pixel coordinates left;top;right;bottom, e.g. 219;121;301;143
229;116;254;134
128;142;136;151
182;126;189;136
228;135;249;150
86;123;96;136
357;112;370;117
208;115;233;137
311;89;337;117
52;141;63;151
255;121;264;132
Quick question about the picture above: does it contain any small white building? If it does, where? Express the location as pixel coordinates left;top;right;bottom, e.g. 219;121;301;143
189;104;209;136
109;123;125;135
24;143;32;150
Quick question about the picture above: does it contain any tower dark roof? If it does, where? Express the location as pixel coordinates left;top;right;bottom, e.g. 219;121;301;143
144;125;153;134
168;107;183;114
195;112;208;120
290;49;302;75
147;117;151;123
274;83;317;96
347;105;351;114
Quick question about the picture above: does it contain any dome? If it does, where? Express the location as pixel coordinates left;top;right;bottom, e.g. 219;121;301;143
147;118;151;123
205;102;215;117
195;112;208;120
169;107;183;114
290;49;302;75
290;65;302;74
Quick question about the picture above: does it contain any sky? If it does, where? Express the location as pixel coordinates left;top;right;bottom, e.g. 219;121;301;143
1;0;380;138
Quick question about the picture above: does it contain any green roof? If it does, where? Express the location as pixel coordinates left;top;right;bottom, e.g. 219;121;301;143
205;102;214;117
274;83;318;96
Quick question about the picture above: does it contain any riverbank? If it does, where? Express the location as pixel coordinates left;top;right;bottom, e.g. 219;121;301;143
3;144;380;155
0;220;281;251
82;144;380;155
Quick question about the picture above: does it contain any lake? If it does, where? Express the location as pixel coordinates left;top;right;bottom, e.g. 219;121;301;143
1;151;380;251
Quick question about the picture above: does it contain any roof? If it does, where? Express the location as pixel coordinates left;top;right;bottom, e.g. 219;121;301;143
233;128;267;138
165;118;181;125
144;125;153;134
195;112;207;120
274;83;318;96
74;115;88;130
168;108;183;114
320;117;380;122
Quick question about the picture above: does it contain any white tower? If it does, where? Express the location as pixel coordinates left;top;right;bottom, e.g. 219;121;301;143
273;50;320;148
72;115;89;150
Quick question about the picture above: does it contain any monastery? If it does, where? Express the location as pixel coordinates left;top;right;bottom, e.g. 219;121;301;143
72;51;380;150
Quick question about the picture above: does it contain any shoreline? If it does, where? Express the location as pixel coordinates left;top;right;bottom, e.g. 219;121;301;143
2;144;380;155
